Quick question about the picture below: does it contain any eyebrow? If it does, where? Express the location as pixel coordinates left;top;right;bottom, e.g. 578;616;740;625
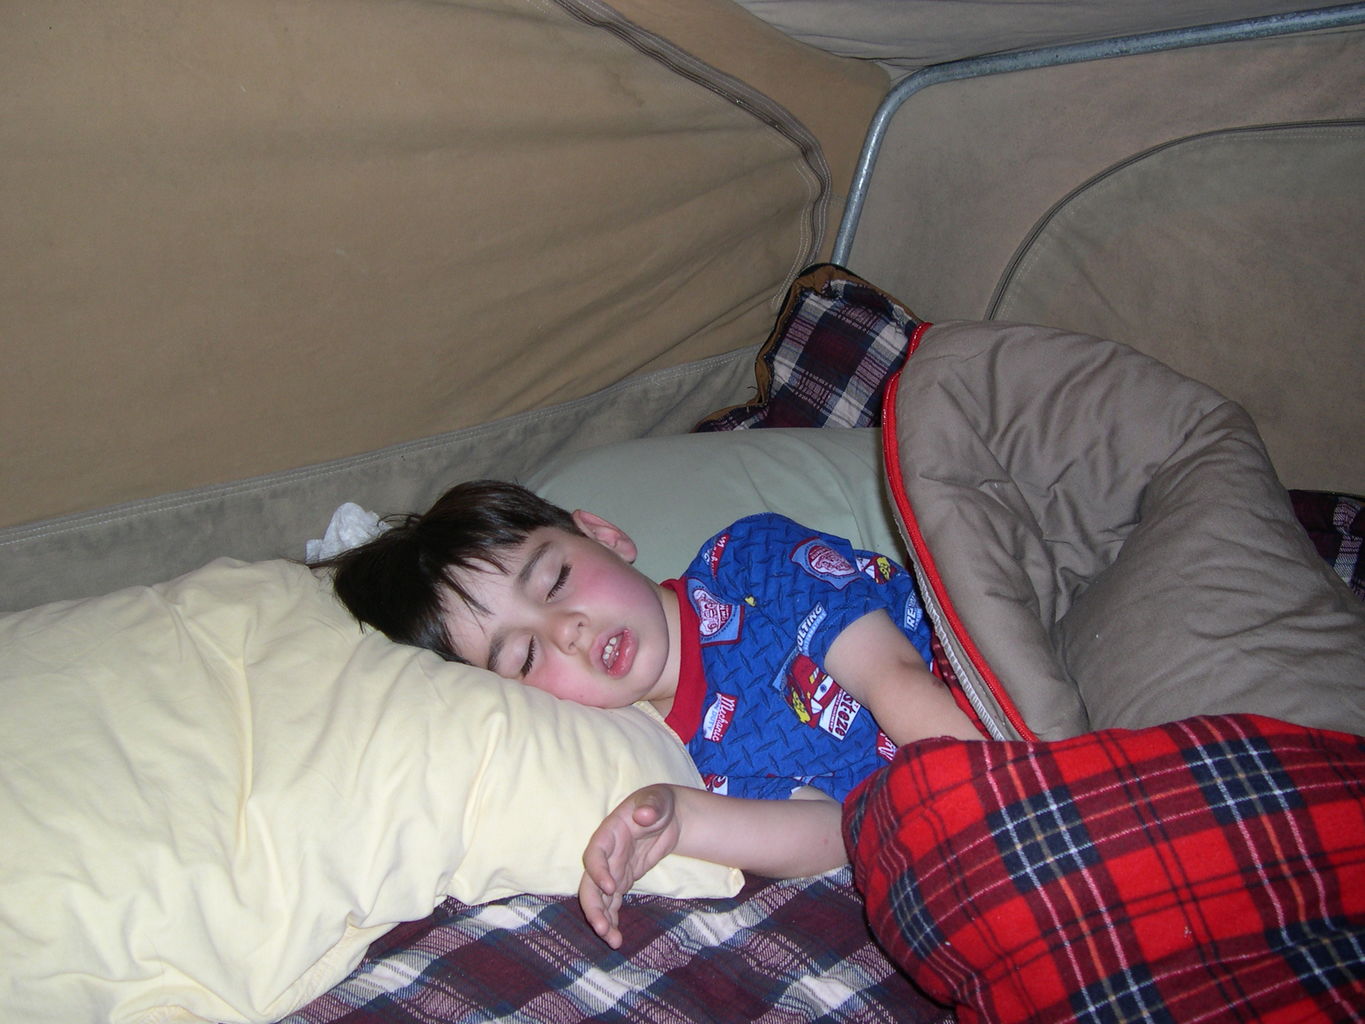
484;539;552;674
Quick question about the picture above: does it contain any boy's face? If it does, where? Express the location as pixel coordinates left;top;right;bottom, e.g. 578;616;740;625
440;512;680;713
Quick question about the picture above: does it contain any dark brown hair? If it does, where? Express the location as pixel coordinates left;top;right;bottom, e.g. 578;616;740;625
315;480;579;661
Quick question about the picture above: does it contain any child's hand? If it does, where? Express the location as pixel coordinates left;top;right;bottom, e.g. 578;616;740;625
580;784;849;949
579;784;681;949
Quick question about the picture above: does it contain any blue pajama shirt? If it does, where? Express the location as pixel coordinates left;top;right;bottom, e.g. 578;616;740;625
662;514;934;802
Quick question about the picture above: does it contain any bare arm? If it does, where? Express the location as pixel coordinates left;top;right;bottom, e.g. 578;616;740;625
824;609;983;744
579;784;845;948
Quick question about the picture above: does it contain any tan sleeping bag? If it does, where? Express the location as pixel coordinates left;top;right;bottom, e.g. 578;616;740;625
882;321;1365;740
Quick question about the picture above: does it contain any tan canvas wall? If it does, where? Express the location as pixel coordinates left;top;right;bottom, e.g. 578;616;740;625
0;0;884;530
609;0;888;212
843;25;1365;492
846;26;1365;322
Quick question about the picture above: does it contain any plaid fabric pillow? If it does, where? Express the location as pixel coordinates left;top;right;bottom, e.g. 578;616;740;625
844;714;1365;1024
695;263;925;431
1291;489;1364;600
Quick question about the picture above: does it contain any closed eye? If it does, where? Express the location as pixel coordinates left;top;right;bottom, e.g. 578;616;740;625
547;563;570;599
519;638;537;678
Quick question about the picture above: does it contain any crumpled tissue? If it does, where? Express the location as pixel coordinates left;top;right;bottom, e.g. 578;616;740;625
305;502;388;562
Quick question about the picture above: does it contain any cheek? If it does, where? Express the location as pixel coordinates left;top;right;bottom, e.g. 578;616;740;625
521;670;559;697
574;557;651;607
528;662;613;708
524;659;583;702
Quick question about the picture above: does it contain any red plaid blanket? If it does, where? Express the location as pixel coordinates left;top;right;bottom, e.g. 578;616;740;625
844;714;1365;1024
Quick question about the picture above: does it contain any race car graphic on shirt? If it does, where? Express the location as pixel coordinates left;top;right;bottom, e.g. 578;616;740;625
782;653;862;740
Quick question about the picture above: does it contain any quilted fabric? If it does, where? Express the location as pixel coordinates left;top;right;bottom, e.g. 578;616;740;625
695;263;924;431
844;714;1365;1024
882;321;1365;741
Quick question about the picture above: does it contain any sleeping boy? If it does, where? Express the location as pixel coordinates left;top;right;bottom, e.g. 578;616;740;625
320;479;983;948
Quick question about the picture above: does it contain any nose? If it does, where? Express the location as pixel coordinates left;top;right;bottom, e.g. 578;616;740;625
548;608;585;654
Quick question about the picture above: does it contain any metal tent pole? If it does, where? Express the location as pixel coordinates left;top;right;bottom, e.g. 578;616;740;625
831;2;1365;265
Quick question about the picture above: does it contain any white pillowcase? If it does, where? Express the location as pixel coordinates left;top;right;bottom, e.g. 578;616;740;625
0;558;737;1024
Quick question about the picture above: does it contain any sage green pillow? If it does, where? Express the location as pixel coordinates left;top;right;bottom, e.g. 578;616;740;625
525;427;905;582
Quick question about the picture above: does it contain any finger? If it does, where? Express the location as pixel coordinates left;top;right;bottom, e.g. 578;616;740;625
631;785;673;827
578;873;625;949
598;892;624;950
582;822;625;888
583;846;620;896
587;866;617;896
578;873;608;927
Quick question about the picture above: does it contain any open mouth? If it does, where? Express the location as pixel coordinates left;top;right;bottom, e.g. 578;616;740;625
600;629;633;677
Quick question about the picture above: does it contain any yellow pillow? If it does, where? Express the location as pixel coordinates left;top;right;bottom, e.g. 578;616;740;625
0;558;738;1024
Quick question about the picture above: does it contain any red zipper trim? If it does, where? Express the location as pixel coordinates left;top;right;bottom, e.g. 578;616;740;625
881;342;1037;741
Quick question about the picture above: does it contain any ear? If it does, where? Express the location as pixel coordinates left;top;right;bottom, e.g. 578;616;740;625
571;509;639;563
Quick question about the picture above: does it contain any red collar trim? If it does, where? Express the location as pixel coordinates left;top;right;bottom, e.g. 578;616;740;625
661;578;705;743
